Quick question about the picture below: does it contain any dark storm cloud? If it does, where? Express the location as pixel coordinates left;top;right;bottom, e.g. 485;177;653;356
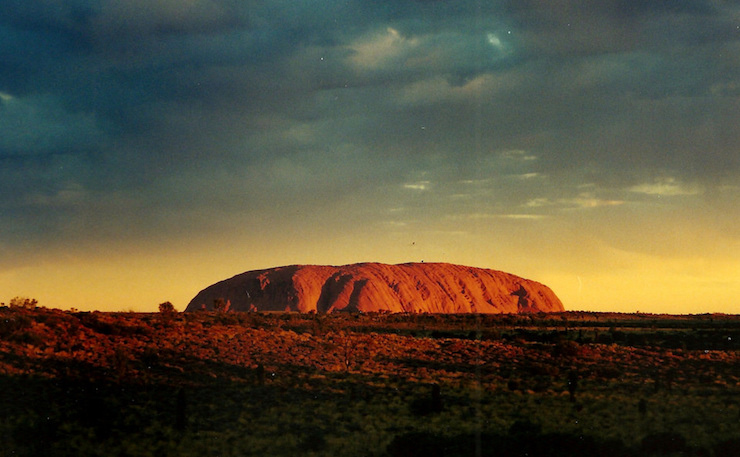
505;0;731;54
1;0;739;263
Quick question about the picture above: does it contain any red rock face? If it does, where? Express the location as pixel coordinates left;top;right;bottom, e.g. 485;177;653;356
185;263;565;313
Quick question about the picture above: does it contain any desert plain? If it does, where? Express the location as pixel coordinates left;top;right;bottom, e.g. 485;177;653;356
2;303;740;456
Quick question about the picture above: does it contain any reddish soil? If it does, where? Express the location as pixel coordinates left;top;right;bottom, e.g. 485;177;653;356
2;306;740;456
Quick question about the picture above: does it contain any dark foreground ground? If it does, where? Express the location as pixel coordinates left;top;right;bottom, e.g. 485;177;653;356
1;306;739;456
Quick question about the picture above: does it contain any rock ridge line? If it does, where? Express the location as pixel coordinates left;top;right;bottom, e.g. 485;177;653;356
185;262;564;314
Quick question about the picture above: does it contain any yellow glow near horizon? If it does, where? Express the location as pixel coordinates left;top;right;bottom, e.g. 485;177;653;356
2;186;738;314
2;230;738;314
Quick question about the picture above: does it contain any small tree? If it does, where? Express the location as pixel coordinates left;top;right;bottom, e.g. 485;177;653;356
159;301;176;313
158;301;176;325
9;297;38;309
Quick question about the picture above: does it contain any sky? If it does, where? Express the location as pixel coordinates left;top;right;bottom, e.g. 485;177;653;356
1;0;739;313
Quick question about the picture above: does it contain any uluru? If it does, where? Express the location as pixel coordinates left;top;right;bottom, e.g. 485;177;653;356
186;262;564;314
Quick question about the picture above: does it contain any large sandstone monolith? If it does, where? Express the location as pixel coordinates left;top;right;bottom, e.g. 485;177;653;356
185;263;564;314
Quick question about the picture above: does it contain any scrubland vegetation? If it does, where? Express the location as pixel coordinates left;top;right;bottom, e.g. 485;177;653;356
1;303;739;456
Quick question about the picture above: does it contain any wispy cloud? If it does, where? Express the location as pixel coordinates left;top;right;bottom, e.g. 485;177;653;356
525;198;550;208
525;194;624;210
382;220;409;228
565;196;625;209
498;214;547;220
403;181;431;191
448;212;546;221
350;27;419;70
25;183;86;208
629;178;702;197
501;150;538;161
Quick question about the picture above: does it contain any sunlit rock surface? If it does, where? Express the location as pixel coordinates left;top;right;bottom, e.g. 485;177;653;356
186;263;564;314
